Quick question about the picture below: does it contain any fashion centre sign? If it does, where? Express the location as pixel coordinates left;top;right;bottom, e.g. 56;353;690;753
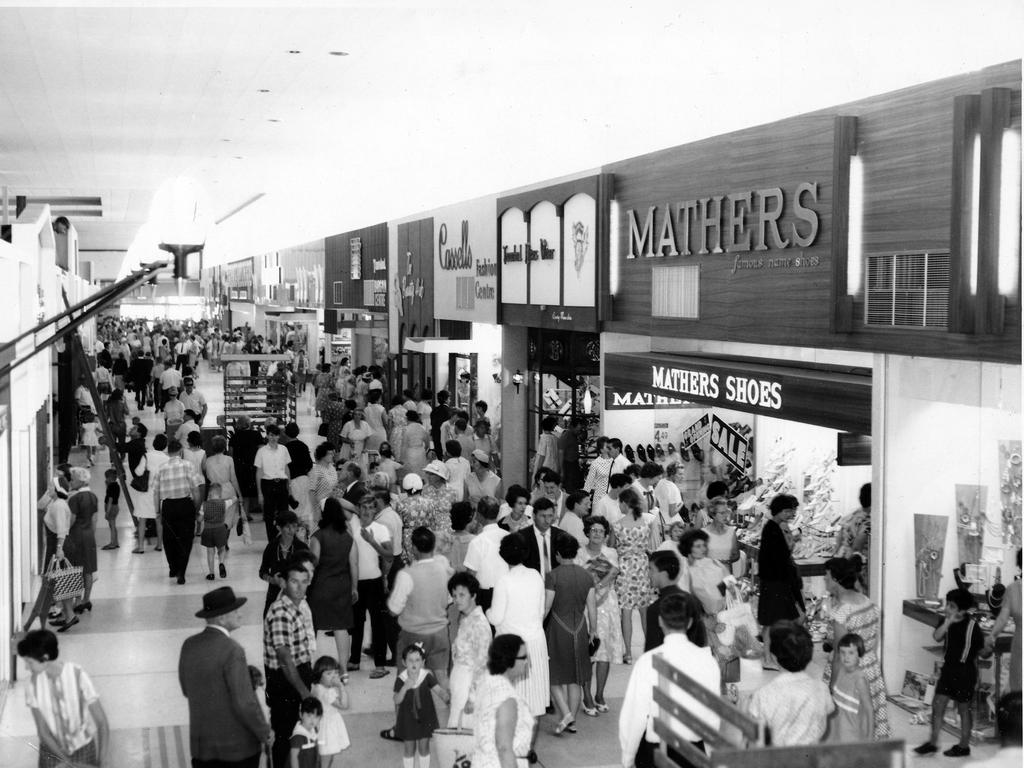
432;196;498;324
626;182;820;259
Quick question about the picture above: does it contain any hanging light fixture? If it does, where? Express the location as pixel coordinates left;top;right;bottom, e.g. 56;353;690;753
511;369;524;394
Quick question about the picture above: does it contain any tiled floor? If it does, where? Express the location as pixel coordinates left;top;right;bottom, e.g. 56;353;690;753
0;362;1003;767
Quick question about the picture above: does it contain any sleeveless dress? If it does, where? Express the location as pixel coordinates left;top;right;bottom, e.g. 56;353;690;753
311;682;350;754
388;406;409;462
575;546;624;664
307;526;354;631
363;402;388;451
544;564;593;685
613;515;657;610
472;674;534;768
824;598;891;739
403;423;429;475
65;491;99;575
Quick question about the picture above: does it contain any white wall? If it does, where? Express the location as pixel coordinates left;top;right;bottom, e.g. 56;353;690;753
879;356;1021;690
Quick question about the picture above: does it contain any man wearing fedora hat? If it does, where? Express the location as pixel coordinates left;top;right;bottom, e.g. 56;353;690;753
179;587;270;767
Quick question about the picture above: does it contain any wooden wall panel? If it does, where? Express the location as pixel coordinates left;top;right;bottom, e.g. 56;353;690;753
324;223;388;313
603;60;1021;364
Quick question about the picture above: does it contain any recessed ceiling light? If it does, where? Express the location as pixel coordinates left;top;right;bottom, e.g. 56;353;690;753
329;51;349;56
234;156;244;160
288;50;301;54
267;119;281;123
221;138;231;142
258;89;270;93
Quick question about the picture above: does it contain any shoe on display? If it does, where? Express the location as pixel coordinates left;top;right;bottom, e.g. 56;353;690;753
691;444;705;462
680;446;691;462
623;445;635;463
666;442;676;454
637;444;648;463
646;443;656;461
655;443;665;458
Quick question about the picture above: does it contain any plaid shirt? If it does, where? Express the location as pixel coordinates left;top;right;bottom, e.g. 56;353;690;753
153;456;202;501
263;595;315;670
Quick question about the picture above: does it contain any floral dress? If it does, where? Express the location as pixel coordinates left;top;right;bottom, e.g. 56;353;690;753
613;514;657;610
575;545;624;663
823;598;891;739
388;405;408;462
397;485;456;561
472;675;535;768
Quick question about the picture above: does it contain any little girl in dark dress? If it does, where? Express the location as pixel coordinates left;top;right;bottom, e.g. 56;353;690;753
393;643;450;768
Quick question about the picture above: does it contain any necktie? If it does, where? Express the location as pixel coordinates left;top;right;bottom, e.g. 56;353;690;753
645;490;654;511
542;532;550;575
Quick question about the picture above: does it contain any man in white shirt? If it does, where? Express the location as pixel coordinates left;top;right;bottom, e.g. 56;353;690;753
462;497;509;613
370;488;404;666
443;440;472;502
619;593;721;768
530;469;566;519
178;376;208;426
594;473;631;525
626;465;650;515
652;465;684;535
254;424;292;540
349;494;392;677
160;365;183;405
609;438;631;476
559;490;590;548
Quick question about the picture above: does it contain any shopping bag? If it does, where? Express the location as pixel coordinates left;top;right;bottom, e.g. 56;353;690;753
23;572;55;631
130;469;150;492
46;558;85;603
430;720;474;768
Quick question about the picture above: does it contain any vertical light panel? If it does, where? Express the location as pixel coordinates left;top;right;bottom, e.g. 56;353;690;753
846;154;864;297
998;128;1021;299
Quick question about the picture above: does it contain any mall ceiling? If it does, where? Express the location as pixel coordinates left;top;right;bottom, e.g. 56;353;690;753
0;3;1020;268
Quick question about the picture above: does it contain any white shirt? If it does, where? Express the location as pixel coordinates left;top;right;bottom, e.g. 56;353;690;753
486;564;545;637
462;523;509;589
254;444;290;480
618;633;721;764
653;477;683;520
178;389;207;416
160;367;183;390
611;454;630;476
533;526;554;579
559;512;587;548
445;456;471;501
25;662;100;755
594;494;624;525
350;518;390;579
497;503;533;526
374;506;404;557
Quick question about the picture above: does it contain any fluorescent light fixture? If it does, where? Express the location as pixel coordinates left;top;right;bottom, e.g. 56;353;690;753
609;198;620;296
969;133;981;295
998;128;1021;297
846;154;864;296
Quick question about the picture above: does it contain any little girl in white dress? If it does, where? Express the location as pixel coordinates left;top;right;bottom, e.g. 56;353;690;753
311;656;351;767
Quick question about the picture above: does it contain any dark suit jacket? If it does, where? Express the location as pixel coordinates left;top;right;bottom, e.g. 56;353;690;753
644;584;708;651
179;626;270;761
516;525;572;574
342;480;367;507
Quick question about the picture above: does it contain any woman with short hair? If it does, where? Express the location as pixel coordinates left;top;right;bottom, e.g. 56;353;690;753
447;572;492;727
472;634;536;768
17;629;109;767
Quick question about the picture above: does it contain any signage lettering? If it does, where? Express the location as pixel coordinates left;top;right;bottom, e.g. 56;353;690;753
606;390;685;410
709;415;750;471
350;237;362;279
551;310;573;322
394;250;424;317
627;182;819;259
438;221;474;270
680;414;712;448
373;257;387;272
651;365;782;410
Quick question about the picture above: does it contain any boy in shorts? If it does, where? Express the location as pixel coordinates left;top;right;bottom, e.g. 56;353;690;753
914;588;984;757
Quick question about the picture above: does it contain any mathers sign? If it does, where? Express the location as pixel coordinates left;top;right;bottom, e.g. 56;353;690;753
605;390;684;410
651;364;782;410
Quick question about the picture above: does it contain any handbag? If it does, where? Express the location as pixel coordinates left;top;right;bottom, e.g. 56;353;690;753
46;558;85;603
588;636;601;656
317;422;329;437
430;714;473;768
130;470;150;492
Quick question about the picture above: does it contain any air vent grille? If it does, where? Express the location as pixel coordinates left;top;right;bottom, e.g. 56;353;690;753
652;265;699;319
865;251;950;328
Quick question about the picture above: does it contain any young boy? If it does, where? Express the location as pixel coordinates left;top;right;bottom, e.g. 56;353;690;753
747;620;835;746
197;483;231;580
914;588;984;757
102;469;120;549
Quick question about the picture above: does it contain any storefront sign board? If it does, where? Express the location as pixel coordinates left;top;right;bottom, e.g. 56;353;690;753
680;414;711;447
604;351;871;434
498;174;608;330
709;415;749;471
432;196;498;324
393;217;434;336
604;390;685;409
604;115;836;343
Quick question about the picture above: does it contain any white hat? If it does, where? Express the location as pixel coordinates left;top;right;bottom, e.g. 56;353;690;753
402;473;424;492
422;460;449;481
471;449;490;465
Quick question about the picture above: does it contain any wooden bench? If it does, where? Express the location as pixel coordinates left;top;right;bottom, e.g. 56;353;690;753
651;655;905;768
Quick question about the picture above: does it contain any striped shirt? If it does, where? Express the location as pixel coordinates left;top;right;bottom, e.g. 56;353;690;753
153;456;202;501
